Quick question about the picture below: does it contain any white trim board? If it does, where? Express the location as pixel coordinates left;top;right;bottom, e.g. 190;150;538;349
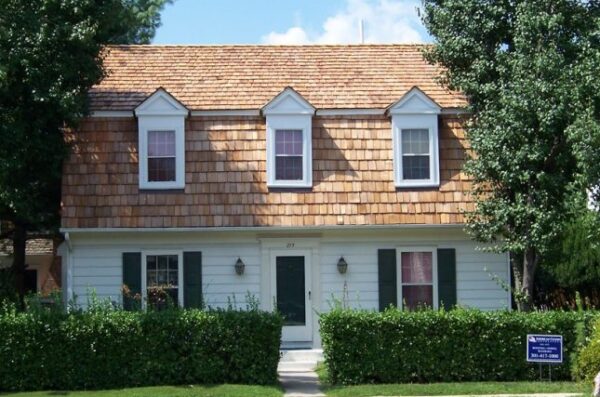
61;223;465;234
88;108;469;118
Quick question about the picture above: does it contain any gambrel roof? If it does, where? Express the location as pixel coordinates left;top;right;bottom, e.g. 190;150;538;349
90;44;466;111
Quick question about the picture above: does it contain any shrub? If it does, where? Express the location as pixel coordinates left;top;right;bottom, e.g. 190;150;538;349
319;307;595;385
575;318;600;381
0;305;282;391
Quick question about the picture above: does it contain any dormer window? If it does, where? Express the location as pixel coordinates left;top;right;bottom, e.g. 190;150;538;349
388;87;441;188
134;88;188;190
263;87;315;188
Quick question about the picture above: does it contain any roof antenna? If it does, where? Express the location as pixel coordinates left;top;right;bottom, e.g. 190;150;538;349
359;19;365;44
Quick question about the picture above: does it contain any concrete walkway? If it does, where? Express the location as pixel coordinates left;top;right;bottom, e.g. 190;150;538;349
278;349;325;397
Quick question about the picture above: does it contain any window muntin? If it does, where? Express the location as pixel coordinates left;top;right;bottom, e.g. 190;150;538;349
401;129;430;180
275;129;303;181
400;251;434;310
146;254;179;309
147;130;176;182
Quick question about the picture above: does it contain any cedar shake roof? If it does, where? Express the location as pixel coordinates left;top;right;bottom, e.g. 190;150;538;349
90;44;466;111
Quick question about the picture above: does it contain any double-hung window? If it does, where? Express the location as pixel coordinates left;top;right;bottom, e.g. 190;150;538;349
389;88;441;188
142;251;183;309
275;129;304;181
398;248;438;310
147;130;176;182
134;88;188;190
263;88;315;188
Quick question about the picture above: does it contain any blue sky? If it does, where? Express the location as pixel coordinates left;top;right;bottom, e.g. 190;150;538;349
153;0;431;45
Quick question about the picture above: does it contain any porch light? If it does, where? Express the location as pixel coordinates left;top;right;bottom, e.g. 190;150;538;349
234;258;245;275
337;257;348;274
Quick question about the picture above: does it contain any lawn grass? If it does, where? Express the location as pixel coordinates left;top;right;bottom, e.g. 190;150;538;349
0;384;283;397
316;363;590;396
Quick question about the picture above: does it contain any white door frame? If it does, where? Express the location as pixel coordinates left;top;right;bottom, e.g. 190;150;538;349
270;249;313;342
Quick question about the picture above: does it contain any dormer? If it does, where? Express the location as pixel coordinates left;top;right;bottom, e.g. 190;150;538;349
387;87;441;188
134;88;188;190
262;88;315;188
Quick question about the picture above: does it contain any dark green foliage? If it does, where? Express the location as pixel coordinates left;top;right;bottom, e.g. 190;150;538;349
0;306;283;391
535;210;600;309
0;0;171;301
320;308;596;385
422;0;600;310
575;318;600;381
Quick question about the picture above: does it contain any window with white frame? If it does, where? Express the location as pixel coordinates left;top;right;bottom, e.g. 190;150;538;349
275;129;304;180
389;88;441;188
134;89;188;190
398;249;437;310
400;128;431;180
263;88;314;188
143;252;183;309
147;130;176;182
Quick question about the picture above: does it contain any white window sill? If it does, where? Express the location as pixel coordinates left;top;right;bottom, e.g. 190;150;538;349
268;181;312;189
395;181;440;189
140;181;185;190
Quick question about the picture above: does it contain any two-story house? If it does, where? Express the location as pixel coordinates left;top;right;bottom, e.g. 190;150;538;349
59;44;510;348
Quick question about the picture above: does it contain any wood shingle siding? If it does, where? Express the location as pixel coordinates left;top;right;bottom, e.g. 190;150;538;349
61;114;472;229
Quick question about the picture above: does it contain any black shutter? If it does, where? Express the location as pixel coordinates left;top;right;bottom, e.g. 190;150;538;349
183;251;203;309
122;252;141;311
437;248;457;310
378;249;397;311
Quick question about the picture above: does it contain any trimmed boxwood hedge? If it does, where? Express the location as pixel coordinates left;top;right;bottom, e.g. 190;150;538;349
320;308;596;385
0;306;283;391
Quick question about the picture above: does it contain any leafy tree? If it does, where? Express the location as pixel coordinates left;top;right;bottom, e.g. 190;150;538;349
422;0;600;310
0;0;171;305
535;209;600;309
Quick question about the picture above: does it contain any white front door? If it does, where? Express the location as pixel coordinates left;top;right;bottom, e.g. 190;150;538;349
271;251;312;342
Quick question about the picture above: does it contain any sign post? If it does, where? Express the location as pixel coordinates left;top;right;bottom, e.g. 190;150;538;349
526;334;563;381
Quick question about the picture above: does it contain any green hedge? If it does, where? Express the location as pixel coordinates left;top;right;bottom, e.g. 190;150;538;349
575;317;600;381
0;307;283;391
320;308;595;385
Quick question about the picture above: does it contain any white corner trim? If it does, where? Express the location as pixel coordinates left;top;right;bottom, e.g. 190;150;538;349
190;109;261;116
89;111;134;118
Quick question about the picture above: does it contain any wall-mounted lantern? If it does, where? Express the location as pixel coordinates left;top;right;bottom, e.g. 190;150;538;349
337;257;348;274
234;258;245;275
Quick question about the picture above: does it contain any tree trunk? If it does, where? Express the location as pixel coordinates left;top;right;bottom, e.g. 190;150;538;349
510;248;539;311
11;223;27;309
515;247;539;312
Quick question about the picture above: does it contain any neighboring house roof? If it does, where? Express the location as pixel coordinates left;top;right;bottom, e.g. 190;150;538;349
90;44;466;111
0;238;54;256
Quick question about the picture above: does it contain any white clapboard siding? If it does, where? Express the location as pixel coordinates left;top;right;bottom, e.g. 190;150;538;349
65;230;509;312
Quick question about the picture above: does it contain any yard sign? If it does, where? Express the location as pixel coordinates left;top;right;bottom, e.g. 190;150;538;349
526;334;563;364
